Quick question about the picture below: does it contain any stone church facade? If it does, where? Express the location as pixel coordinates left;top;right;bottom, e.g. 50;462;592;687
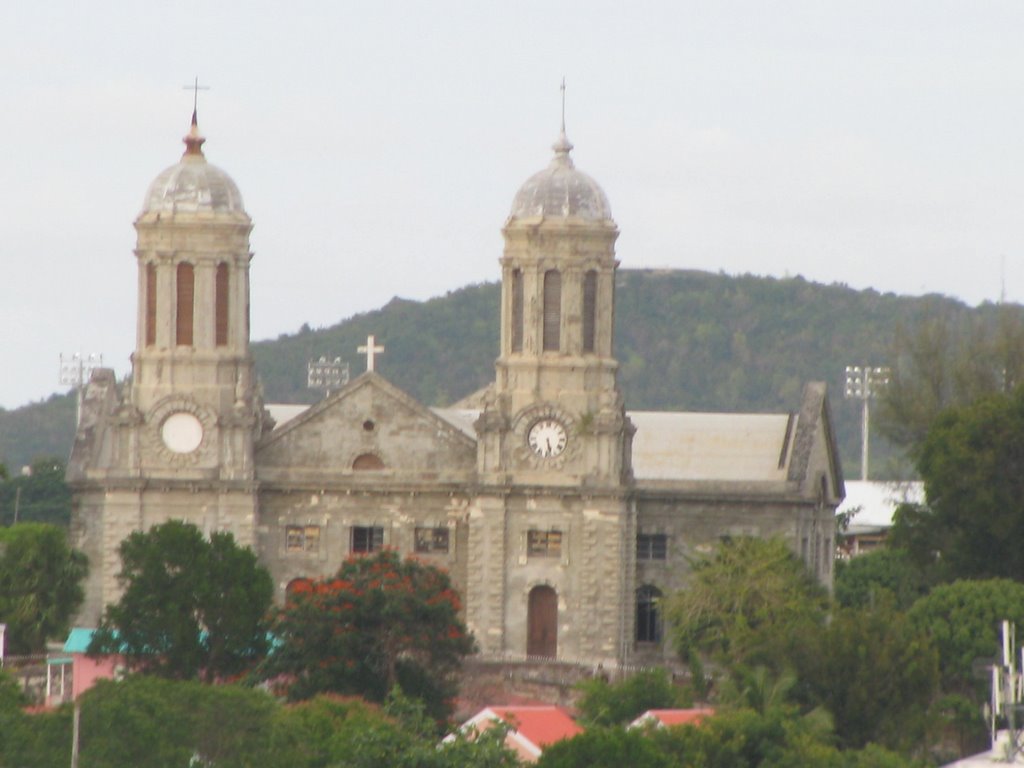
68;110;843;667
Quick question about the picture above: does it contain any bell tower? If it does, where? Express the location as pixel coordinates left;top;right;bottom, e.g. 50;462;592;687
69;110;264;625
130;110;261;480
476;112;633;486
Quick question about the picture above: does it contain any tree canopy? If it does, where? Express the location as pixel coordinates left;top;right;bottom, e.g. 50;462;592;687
260;550;475;721
891;387;1024;582
0;522;87;654
575;668;688;727
89;520;273;681
907;579;1024;698
833;549;928;610
795;598;938;753
665;537;829;678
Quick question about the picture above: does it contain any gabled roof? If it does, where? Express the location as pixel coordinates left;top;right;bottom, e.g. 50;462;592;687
454;705;582;761
628;412;791;482
629;708;715;729
259;371;475;452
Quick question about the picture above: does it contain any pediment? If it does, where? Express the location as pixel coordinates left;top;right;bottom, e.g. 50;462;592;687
256;372;476;480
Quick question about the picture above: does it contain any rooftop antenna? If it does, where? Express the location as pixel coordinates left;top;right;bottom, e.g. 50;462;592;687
991;620;1024;761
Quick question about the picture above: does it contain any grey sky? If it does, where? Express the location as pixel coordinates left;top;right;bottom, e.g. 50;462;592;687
2;1;1023;408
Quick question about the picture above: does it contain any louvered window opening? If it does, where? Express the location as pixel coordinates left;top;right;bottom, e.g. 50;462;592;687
510;268;524;352
542;270;561;352
175;263;194;346
582;270;597;353
145;263;157;347
215;263;229;347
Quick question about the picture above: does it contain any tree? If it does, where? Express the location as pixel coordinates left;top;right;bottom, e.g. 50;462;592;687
795;598;938;753
878;302;1024;454
0;457;73;527
576;668;687;727
260;550;475;721
0;523;88;654
893;387;1024;582
665;537;829;679
908;579;1024;698
833;549;928;610
89;520;273;681
537;727;673;768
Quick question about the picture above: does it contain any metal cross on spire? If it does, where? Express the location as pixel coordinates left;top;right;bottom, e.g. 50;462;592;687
358;335;385;372
560;76;566;132
183;76;210;114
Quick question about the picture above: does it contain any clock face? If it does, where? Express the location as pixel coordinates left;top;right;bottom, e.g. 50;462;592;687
160;412;204;454
528;418;568;458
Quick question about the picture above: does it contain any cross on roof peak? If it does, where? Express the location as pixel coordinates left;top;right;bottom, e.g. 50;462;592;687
358;335;385;372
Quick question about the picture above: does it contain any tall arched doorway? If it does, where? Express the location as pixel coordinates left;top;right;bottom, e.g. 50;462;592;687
527;585;558;658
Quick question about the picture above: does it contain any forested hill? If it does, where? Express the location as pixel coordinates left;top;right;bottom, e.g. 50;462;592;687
0;269;992;478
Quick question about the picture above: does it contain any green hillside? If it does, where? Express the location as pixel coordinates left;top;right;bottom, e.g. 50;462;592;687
0;269;995;479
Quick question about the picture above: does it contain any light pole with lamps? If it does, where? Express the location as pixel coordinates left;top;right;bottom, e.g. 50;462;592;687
844;365;890;481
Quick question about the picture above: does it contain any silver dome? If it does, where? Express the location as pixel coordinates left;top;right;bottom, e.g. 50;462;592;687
140;115;246;217
509;130;612;222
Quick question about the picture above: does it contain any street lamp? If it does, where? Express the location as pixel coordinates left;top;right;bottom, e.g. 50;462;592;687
843;365;890;481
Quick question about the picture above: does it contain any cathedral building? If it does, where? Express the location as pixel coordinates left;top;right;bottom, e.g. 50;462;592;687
68;108;843;667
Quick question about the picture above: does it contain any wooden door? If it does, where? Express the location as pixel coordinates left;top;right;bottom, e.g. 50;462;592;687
527;585;557;658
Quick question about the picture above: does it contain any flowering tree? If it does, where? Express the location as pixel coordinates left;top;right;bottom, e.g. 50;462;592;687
261;550;475;720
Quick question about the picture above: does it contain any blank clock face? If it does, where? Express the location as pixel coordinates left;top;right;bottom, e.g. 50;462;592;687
528;419;568;458
160;412;204;454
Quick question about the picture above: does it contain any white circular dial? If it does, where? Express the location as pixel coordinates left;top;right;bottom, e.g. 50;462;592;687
161;412;204;454
528;419;568;458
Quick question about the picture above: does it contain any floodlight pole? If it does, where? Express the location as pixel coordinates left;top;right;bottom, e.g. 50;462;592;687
59;353;103;428
843;365;890;481
307;356;349;398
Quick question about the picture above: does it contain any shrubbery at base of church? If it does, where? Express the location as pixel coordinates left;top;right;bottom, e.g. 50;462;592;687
258;549;475;722
89;520;273;682
0;522;87;654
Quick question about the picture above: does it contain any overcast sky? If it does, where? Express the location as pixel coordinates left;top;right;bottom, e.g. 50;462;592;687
2;1;1023;409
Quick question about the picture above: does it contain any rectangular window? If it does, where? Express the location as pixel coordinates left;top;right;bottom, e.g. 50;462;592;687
415;526;450;553
352;525;384;554
637;533;667;561
285;525;320;553
527;529;562;557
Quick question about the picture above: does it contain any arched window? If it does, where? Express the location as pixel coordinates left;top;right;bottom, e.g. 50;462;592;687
582;270;597;354
145;263;157;347
636;585;663;643
352;453;385;471
175;262;194;346
510;268;524;353
542;270;561;352
215;262;229;347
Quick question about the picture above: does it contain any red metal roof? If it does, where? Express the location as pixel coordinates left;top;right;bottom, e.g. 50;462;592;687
486;706;583;748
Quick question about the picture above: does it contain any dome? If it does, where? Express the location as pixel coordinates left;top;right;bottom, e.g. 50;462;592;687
140;113;246;217
509;129;612;222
